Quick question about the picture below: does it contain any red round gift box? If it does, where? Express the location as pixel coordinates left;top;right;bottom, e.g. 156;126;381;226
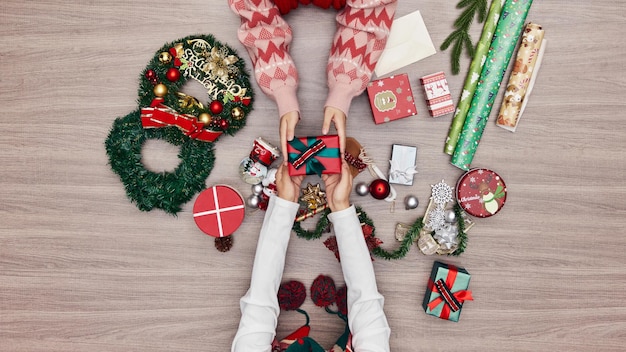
193;185;245;237
456;168;507;218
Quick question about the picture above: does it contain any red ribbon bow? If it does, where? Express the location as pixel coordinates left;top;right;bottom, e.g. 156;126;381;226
427;264;473;320
140;99;222;142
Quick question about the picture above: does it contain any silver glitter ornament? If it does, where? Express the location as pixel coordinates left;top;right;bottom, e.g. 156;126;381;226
444;209;457;223
355;182;370;196
251;183;264;196
246;194;261;208
404;195;419;210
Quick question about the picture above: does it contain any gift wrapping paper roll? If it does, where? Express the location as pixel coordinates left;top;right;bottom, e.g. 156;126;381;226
451;0;534;171
444;0;504;155
496;23;545;131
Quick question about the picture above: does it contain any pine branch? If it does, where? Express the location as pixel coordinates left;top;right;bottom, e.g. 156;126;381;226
440;0;488;75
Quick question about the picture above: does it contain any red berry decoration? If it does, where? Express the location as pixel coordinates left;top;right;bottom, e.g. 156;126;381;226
145;69;156;80
165;67;180;82
219;119;230;130
209;100;223;115
369;179;391;200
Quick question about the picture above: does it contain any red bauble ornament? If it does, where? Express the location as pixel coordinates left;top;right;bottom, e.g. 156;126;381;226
369;179;390;200
209;100;223;115
165;67;180;82
219;119;230;130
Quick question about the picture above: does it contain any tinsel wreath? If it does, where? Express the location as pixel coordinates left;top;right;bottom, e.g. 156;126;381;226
105;34;254;214
292;204;468;260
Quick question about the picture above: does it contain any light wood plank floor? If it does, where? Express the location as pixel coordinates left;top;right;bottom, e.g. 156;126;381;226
2;1;625;351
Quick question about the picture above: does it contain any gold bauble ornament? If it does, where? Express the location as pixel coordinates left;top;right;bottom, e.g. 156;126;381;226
153;83;168;97
231;107;245;120
198;113;212;125
159;51;172;64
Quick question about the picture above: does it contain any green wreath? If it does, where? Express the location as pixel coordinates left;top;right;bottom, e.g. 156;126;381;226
105;34;254;214
292;204;468;259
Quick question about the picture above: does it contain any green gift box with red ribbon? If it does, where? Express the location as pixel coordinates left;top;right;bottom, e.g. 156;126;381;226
288;135;341;176
422;261;473;322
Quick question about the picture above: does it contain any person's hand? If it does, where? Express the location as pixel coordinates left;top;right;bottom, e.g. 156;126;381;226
322;106;346;154
275;161;304;203
280;110;300;159
322;158;352;212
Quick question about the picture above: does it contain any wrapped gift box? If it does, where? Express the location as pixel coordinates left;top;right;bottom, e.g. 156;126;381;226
420;71;454;117
287;135;341;176
193;185;245;238
422;261;472;322
388;144;418;186
367;74;418;124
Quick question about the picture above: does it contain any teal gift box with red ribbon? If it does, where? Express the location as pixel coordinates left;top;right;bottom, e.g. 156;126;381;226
288;135;341;176
422;261;473;322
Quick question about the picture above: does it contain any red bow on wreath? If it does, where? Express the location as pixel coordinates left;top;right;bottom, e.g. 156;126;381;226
140;99;223;142
273;0;346;15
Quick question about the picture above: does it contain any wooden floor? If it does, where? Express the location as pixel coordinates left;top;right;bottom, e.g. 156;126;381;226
2;1;625;351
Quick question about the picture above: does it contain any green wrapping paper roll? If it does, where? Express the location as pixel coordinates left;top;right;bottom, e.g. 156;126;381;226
451;0;534;170
444;0;504;155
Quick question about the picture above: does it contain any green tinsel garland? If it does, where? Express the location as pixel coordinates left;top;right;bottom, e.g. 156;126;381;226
441;0;488;74
105;34;254;214
292;204;468;260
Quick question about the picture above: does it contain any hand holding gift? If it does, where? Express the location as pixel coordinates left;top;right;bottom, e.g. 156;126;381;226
287;135;341;177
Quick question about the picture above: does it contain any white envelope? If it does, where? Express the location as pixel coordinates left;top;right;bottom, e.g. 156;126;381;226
374;10;437;77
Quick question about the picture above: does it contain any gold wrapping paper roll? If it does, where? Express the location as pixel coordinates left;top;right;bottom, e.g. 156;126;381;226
496;23;545;131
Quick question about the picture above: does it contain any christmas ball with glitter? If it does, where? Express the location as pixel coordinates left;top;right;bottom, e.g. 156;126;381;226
231;107;245;120
158;51;172;64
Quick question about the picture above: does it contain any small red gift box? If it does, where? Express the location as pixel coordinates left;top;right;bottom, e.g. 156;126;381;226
193;185;245;237
367;73;418;124
420;71;454;118
287;135;341;176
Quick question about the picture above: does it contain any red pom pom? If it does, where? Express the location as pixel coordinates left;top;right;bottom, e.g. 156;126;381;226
336;286;348;316
361;224;373;237
274;0;299;14
312;0;332;9
278;280;306;311
310;275;337;307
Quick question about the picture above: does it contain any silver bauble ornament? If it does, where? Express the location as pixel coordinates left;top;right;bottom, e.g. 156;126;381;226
251;183;264;196
355;182;369;196
444;209;457;223
246;194;261;208
404;195;419;210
